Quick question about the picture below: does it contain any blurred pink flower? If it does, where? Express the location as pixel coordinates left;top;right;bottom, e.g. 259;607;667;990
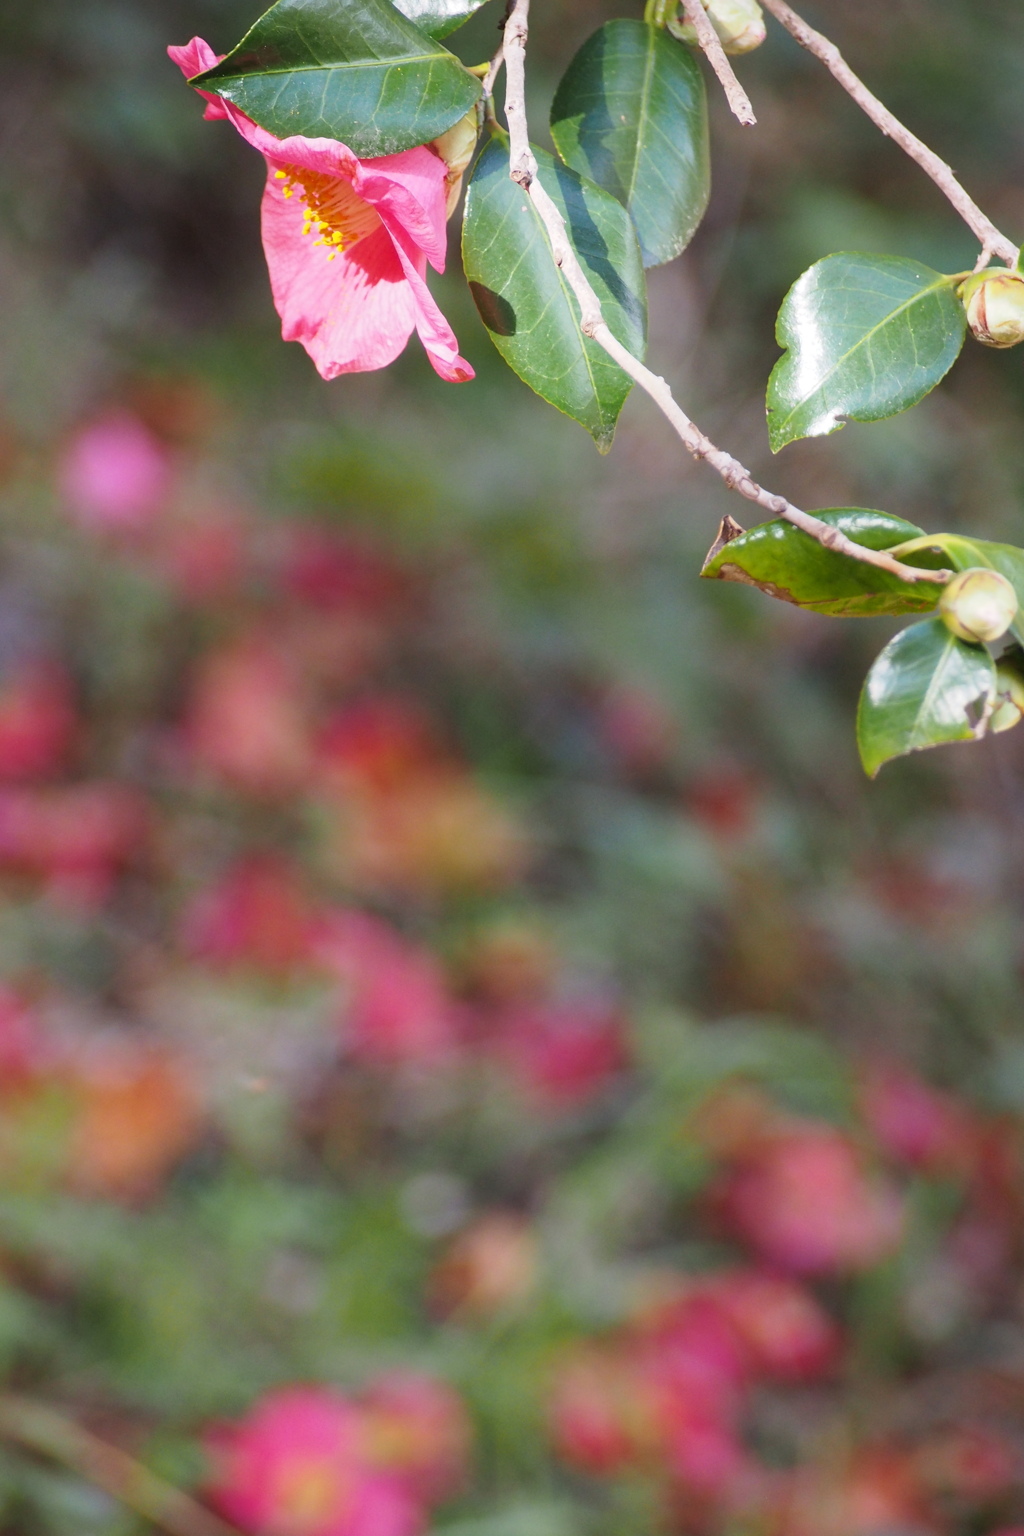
549;1346;661;1476
0;782;149;907
0;989;46;1084
493;998;629;1107
205;1386;421;1536
284;535;410;616
168;39;473;384
312;909;461;1064
860;1064;976;1175
551;1298;752;1500
709;1270;840;1383
0;662;76;781
182;855;315;974
59;412;172;532
186;639;312;796
715;1127;904;1276
360;1373;471;1503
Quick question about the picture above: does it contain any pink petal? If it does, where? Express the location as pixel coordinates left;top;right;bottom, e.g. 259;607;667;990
170;37;472;381
379;214;475;382
261;168;417;378
248;133;448;272
168;40;449;269
167;38;228;120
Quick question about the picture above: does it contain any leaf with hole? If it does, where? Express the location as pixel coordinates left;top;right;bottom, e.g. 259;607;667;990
192;0;481;159
700;508;944;617
856;618;995;777
766;254;966;452
462;135;647;451
549;21;710;269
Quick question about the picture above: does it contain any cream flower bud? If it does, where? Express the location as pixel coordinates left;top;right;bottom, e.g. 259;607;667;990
939;568;1019;644
672;0;766;53
432;109;480;218
990;661;1024;733
960;269;1024;349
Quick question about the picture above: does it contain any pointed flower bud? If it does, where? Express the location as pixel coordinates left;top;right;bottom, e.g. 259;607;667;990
939;568;1019;644
672;0;766;54
432;109;480;218
960;269;1024;349
990;661;1024;734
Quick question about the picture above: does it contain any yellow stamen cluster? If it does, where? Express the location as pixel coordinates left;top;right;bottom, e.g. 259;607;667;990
273;165;381;260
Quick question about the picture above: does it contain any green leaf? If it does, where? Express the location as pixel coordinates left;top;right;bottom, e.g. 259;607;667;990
856;618;995;777
549;21;710;269
462;135;647;452
393;0;488;40
700;508;945;617
192;0;481;159
890;531;1024;648
766;254;966;452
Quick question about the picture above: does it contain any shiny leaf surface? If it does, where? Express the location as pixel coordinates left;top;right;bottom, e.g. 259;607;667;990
393;0;489;40
767;254;966;452
462;136;647;451
856;618;995;777
549;21;710;268
193;0;480;158
700;508;944;617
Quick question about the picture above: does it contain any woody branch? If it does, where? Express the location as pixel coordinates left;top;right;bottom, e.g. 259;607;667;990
496;0;949;586
759;0;1019;271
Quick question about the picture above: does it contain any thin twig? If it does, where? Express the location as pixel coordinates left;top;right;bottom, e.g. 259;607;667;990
481;41;505;100
680;0;757;126
498;0;947;587
0;1395;239;1536
760;0;1019;270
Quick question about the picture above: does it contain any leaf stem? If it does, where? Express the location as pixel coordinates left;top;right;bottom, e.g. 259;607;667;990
759;0;1019;270
0;1395;238;1536
496;0;948;588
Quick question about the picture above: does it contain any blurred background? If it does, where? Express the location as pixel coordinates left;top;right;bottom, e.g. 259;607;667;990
1;1;1024;1533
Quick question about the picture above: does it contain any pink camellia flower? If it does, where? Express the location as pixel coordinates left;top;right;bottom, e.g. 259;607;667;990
181;855;316;975
186;638;312;796
714;1126;904;1277
0;662;76;781
860;1063;976;1176
311;909;461;1064
549;1346;661;1476
708;1270;840;1382
59;412;172;532
0;989;47;1084
168;39;474;383
360;1372;471;1504
205;1386;421;1536
492;998;629;1107
0;782;149;909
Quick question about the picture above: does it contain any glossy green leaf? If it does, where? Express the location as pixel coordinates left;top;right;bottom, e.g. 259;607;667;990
700;508;945;617
549;21;710;269
856;618;995;777
767;254;966;452
393;0;488;40
193;0;481;159
462;136;647;452
890;531;1024;648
